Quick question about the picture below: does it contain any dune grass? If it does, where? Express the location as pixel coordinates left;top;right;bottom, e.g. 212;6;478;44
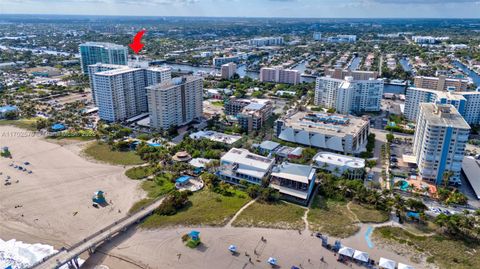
83;141;144;166
232;201;306;230
307;196;359;238
374;226;480;269
141;189;251;228
0;119;38;131
129;174;176;213
349;202;390;223
141;175;175;198
125;165;155;180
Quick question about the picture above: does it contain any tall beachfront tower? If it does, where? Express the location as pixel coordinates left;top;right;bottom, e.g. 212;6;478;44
147;76;203;130
413;103;470;185
91;65;172;122
79;42;128;75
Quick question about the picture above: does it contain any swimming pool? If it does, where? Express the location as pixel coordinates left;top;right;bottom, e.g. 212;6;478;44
399;180;409;191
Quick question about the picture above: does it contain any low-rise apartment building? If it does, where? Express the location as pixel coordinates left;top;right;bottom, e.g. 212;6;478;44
217;148;275;185
313;152;365;179
270;162;316;205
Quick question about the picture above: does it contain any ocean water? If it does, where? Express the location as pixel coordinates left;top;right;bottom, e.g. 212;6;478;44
0;238;84;269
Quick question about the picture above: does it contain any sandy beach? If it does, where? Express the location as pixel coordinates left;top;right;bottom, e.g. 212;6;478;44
0;126;144;249
82;225;422;269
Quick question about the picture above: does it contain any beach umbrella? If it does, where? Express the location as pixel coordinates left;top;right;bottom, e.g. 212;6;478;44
338;246;355;257
398;263;415;269
267;257;277;265
228;245;237;252
353;250;369;262
379;257;396;269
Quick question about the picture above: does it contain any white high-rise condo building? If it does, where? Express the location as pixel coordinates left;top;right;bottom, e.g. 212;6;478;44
249;37;284;47
413;103;470;185
404;87;480;124
80;42;128;75
147;76;203;130
327;35;357;43
412;36;449;44
92;67;147;122
213;56;239;67
314;76;383;114
90;64;171;121
88;63;127;105
260;67;301;85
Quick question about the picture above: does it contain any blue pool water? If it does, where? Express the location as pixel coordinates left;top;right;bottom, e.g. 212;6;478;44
400;180;409;191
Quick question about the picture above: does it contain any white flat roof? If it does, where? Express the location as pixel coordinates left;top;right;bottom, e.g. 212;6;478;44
313;152;365;169
271;162;315;184
222;148;274;172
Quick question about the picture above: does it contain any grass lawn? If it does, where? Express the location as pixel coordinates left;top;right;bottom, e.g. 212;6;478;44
307;196;359;238
232;201;306;230
210;100;224;107
349;202;390;223
83;141;144;166
129;174;175;213
141;189;251;228
142;175;176;198
374;226;480;269
0;119;38;131
125;165;155;180
403;220;438;235
129;198;154;214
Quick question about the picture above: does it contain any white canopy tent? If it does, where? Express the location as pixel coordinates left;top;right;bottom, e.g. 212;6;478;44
398;263;414;269
353;250;369;262
338;246;355;257
379;257;396;269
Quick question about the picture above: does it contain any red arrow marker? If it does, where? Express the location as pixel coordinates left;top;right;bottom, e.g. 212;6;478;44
129;29;146;54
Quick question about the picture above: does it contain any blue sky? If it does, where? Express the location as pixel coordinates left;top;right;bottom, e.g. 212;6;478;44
2;0;480;18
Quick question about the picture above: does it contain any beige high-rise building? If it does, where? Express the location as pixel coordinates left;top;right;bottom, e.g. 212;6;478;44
260;67;301;85
221;62;237;79
414;75;469;92
324;68;378;81
147;76;203;130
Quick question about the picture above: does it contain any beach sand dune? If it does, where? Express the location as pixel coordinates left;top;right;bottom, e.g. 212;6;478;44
0;126;143;248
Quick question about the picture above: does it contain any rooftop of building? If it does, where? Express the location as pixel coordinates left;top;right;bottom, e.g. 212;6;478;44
147;76;202;90
88;63;128;69
280;111;369;137
420;103;470;129
94;66;142;76
244;102;266;111
462;157;480;199
80;42;127;49
271;162;315;184
313;152;365;169
221;148;274;172
147;66;172;72
259;140;281;151
189;130;241;145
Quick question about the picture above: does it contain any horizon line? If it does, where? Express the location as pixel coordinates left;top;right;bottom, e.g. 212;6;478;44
1;13;479;20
